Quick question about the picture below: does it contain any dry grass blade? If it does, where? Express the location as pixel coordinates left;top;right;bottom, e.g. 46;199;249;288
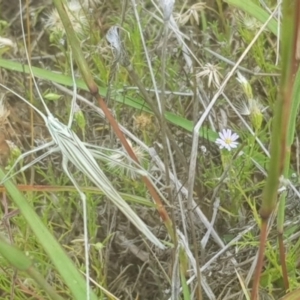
51;120;165;249
52;0;175;243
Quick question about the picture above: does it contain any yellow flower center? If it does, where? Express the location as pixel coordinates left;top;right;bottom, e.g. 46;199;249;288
224;138;232;145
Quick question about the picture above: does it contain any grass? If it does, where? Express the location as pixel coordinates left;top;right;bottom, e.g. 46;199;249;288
0;0;300;299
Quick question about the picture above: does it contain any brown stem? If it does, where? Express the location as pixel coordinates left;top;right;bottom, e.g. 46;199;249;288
278;232;289;291
251;220;268;300
95;94;175;239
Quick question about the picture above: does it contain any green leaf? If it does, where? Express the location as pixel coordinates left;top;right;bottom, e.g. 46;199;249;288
225;0;278;36
0;58;216;142
0;235;31;271
0;169;98;300
0;235;64;300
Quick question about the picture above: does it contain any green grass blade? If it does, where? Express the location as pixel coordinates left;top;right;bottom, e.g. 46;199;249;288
0;235;31;271
225;0;278;36
0;58;216;141
0;234;64;300
288;64;300;146
0;58;90;91
0;169;98;300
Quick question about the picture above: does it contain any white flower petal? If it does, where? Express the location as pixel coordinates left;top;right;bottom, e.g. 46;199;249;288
231;133;239;140
219;131;225;140
221;129;228;139
225;129;231;137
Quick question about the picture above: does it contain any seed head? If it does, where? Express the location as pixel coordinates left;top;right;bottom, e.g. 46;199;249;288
45;0;88;36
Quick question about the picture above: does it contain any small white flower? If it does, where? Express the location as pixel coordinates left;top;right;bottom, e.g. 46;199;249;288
215;129;239;151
